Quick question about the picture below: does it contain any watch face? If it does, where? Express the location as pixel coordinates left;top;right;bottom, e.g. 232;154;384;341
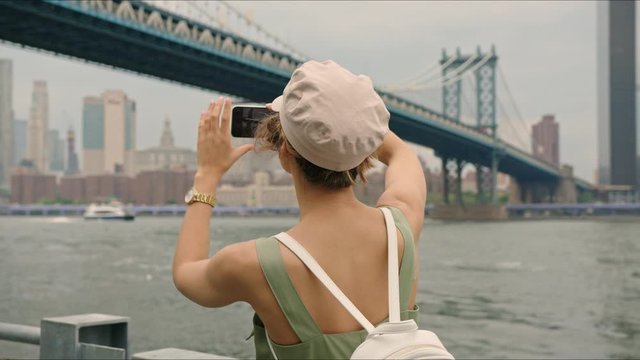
184;189;194;204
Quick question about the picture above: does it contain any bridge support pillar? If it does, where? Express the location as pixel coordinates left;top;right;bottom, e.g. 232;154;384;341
475;164;494;204
512;165;578;204
509;177;522;204
442;157;465;205
553;165;578;203
515;181;551;203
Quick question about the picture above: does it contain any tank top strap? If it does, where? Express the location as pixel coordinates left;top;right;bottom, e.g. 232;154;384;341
384;206;416;310
255;237;323;342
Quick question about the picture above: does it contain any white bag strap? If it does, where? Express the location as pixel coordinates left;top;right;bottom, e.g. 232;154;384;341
273;207;401;334
274;231;376;333
382;207;401;323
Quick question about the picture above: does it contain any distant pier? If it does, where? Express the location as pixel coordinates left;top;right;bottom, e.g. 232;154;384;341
0;204;300;217
1;203;639;218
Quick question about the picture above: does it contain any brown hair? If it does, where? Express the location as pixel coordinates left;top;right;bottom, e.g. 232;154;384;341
254;113;374;189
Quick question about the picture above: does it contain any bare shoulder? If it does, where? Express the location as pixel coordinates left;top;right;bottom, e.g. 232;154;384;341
208;239;264;302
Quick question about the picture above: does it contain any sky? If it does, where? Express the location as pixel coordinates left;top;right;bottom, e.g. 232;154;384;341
0;1;608;180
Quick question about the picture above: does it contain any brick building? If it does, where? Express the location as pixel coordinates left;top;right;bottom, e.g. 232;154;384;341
10;173;56;203
58;176;86;203
532;114;560;166
133;169;195;205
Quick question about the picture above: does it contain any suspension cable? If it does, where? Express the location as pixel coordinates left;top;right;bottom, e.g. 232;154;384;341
497;64;530;136
420;52;493;90
384;54;481;92
390;52;494;92
218;1;309;60
382;56;456;90
498;97;529;151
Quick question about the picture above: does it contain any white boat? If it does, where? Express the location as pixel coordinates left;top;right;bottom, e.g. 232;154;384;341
83;202;135;221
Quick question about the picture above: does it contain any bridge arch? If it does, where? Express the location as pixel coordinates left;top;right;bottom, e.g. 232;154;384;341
174;20;191;39
221;37;236;53
84;0;113;14
146;11;165;32
115;1;136;22
198;29;215;46
261;51;277;67
241;44;258;61
165;16;174;32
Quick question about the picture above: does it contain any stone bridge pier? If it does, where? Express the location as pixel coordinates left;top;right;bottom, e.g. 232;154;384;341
509;165;577;204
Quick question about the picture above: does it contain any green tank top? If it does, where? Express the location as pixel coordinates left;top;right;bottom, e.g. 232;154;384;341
252;206;419;359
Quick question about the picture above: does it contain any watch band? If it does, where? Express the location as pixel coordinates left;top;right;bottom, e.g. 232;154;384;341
190;188;216;207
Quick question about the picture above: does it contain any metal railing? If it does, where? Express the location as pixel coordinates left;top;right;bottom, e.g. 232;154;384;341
0;322;40;345
0;313;231;359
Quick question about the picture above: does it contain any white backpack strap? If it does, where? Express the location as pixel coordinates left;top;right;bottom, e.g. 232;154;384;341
273;232;376;333
381;207;401;323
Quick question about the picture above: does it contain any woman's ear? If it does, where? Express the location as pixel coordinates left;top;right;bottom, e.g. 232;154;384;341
278;143;293;174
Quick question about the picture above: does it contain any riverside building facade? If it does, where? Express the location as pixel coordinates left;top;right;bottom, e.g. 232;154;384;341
83;90;136;175
135;117;196;172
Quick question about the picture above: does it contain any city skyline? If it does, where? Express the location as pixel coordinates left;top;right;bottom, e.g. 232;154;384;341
4;2;640;184
0;1;605;181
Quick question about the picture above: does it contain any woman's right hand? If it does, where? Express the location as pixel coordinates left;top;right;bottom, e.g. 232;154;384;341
195;97;254;192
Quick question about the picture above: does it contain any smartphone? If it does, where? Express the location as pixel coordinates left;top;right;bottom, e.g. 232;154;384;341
231;104;275;138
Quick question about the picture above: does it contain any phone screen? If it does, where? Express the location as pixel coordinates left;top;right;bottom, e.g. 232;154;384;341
231;106;274;138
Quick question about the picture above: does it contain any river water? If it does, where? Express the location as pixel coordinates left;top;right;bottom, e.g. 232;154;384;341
1;216;639;358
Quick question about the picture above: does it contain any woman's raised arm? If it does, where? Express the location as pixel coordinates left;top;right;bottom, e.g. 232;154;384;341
172;97;254;307
375;131;427;239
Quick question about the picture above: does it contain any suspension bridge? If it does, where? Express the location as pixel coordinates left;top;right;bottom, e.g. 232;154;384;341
0;0;594;210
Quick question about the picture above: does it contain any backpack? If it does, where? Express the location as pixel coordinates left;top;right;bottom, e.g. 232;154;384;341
270;207;454;359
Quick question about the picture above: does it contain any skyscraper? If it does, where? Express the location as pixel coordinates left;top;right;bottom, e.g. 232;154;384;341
66;126;79;176
82;90;136;175
531;114;559;167
13;119;27;165
0;59;12;190
47;129;65;172
27;80;49;173
597;1;637;188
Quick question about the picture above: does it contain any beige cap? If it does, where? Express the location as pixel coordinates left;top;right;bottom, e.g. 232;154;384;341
271;60;389;171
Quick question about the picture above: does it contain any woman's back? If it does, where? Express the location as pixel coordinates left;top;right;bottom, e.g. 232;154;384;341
172;60;429;359
252;206;418;359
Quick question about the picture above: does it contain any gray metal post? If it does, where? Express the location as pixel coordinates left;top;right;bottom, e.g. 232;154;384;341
40;313;129;360
0;322;40;344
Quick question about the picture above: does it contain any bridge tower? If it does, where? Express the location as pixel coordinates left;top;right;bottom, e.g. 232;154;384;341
439;46;499;204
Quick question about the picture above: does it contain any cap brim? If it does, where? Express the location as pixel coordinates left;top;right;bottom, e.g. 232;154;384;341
271;95;283;112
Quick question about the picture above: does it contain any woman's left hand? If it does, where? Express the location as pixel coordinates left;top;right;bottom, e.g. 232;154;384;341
195;97;254;191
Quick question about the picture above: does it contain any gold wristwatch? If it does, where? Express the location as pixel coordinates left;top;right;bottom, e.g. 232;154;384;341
184;187;216;207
